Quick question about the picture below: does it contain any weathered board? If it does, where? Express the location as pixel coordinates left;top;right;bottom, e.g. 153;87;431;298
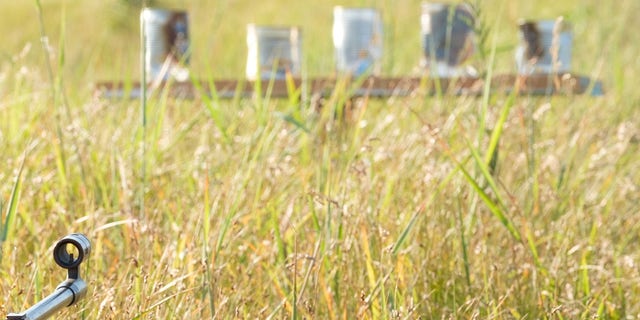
94;73;603;100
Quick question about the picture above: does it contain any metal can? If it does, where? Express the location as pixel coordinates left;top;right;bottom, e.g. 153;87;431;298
332;7;383;77
246;24;302;81
141;8;190;82
515;18;572;75
420;2;476;77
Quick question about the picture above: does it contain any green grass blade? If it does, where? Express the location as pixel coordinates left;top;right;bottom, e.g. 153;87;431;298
457;161;521;242
456;198;471;287
392;166;458;255
484;90;516;166
191;75;230;143
139;4;147;218
285;69;301;107
465;138;507;210
391;206;421;256
1;151;27;263
477;0;505;142
525;225;544;273
275;111;310;133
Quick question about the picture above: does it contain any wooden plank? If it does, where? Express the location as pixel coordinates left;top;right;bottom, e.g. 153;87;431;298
93;73;603;100
492;73;604;96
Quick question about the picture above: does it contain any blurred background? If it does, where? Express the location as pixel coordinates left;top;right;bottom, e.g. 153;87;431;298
1;1;639;318
1;0;637;96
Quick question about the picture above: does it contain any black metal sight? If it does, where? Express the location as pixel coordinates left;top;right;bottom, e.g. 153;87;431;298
6;233;91;320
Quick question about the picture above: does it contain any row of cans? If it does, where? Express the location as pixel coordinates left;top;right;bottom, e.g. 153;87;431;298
141;4;573;82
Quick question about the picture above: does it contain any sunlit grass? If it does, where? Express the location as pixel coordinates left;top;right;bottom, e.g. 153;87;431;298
1;0;639;318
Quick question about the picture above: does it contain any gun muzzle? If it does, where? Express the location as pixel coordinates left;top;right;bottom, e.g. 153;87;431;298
6;233;91;320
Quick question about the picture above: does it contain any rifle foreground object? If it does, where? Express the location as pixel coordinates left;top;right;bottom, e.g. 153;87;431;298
6;233;91;320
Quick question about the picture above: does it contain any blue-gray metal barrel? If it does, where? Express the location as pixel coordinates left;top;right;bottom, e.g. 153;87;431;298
6;233;90;320
6;278;87;320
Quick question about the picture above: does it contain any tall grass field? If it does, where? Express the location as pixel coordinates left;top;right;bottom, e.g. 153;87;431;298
1;0;639;318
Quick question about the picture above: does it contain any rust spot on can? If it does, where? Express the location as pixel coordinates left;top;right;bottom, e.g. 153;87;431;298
519;21;543;60
515;18;572;75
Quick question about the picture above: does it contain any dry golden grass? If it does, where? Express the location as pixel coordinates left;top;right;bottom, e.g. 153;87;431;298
0;0;639;318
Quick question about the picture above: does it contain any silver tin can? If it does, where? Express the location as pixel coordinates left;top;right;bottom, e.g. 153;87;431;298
421;2;476;77
141;8;190;82
332;7;383;77
246;24;302;81
515;18;572;75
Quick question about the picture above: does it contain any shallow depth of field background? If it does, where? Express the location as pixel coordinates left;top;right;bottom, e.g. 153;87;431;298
0;0;639;318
